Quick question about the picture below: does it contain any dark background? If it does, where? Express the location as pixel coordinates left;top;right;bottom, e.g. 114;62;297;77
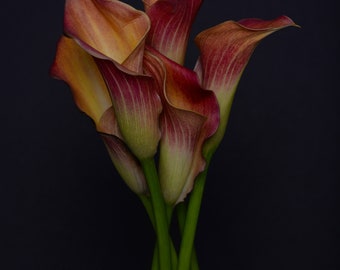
1;0;339;269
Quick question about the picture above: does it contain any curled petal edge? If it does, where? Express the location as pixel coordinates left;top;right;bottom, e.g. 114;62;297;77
64;0;150;72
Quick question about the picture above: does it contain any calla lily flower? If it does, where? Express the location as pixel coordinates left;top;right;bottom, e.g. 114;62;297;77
194;15;298;155
144;48;219;204
50;36;148;195
51;0;296;204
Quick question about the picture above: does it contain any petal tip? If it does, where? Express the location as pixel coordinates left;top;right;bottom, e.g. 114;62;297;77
237;15;300;31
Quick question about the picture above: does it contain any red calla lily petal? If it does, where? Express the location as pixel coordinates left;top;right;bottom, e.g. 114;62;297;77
146;0;202;65
95;58;162;160
64;0;150;72
144;49;219;204
195;15;297;152
159;107;206;204
101;132;148;195
100;108;147;195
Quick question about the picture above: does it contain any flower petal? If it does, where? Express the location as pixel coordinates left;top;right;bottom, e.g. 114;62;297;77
195;15;297;152
99;108;147;195
159;107;206;204
51;39;147;194
50;36;111;128
64;0;150;72
101;132;148;195
143;0;158;11
146;0;202;64
144;49;219;204
95;58;162;160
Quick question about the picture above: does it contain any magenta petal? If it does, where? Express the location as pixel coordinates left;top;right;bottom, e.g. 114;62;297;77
99;107;147;195
159;107;206;204
144;49;219;204
95;59;162;160
195;15;297;152
195;16;297;96
101;133;147;195
146;0;202;64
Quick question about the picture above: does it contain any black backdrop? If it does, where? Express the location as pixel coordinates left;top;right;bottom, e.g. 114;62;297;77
1;0;339;269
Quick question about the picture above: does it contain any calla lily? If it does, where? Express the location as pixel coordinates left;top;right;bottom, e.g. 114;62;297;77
51;0;298;268
51;0;220;204
194;16;298;155
51;0;296;204
95;57;162;160
50;36;148;194
144;48;219;204
62;0;164;162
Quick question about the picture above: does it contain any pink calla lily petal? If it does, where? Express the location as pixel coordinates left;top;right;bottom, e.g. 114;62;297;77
159;106;205;204
146;0;202;65
101;132;148;195
100;108;147;195
144;49;219;204
64;0;150;72
195;15;297;153
95;58;162;160
50;36;111;128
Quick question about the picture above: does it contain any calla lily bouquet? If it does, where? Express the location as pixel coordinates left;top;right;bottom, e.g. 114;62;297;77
51;0;297;269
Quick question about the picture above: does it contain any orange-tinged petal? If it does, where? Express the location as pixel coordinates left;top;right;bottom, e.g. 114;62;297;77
144;49;219;204
146;0;202;64
51;39;148;194
195;15;298;153
95;58;162;160
50;36;111;128
64;0;150;72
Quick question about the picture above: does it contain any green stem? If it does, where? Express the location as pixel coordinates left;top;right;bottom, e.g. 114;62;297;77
141;158;172;270
166;207;178;270
152;244;159;270
152;240;178;270
141;195;177;270
176;203;199;270
139;195;155;228
139;195;159;269
177;168;208;270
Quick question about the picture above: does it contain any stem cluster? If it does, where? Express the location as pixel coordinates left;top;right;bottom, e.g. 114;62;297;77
139;157;211;270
